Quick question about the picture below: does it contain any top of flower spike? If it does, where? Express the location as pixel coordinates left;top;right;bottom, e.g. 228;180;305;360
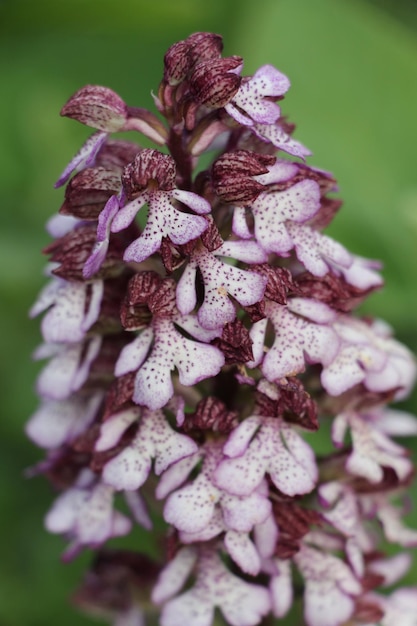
163;32;224;84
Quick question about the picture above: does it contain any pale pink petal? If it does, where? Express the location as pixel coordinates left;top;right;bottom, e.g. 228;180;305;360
124;490;152;530
269;559;293;618
171;189;211;214
114;329;154;377
111;195;147;232
368;553;412;587
55;131;107;187
232;206;252;239
26;392;102;449
176;262;198;315
224;531;261;575
95;408;140;452
152;546;197;604
155;452;203;500
222;416;261;458
252;122;312;159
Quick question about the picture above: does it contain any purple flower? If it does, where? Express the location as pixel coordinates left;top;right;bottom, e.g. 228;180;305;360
152;545;271;626
26;391;103;449
214;415;318;497
30;277;103;342
98;408;198;491
115;314;224;410
225;64;290;126
109;150;210;263
321;316;416;398
176;240;267;330
332;410;415;483
34;336;102;400
249;299;339;380
45;470;131;556
28;31;417;626
158;441;272;574
294;543;362;626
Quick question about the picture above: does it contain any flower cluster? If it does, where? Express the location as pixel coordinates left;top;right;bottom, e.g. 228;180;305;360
28;32;417;626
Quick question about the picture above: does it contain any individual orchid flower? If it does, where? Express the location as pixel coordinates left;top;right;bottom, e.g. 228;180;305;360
45;470;131;556
34;336;102;400
225;64;290;127
30;276;103;342
176;239;268;330
115;313;224;410
332;410;415;484
97;408;198;491
249;298;340;381
152;545;271;626
109;149;210;263
26;391;103;449
293;543;362;626
214;415;318;497
157;441;271;575
322;316;417;398
56;85;167;187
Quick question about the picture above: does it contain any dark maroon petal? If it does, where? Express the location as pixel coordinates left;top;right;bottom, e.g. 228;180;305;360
60;167;122;220
251;264;295;304
272;498;322;559
212;319;254;364
212;150;275;203
295;270;377;312
61;85;127;132
148;278;177;317
103;372;136;419
95;139;142;170
163;32;223;84
200;215;223;252
181;397;238;436
189;57;242;108
122;149;176;197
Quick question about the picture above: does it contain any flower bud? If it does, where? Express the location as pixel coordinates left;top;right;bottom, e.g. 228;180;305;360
189;57;242;107
61;85;127;132
212;150;275;203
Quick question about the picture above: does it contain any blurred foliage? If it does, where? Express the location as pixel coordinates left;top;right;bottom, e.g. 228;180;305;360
0;0;416;624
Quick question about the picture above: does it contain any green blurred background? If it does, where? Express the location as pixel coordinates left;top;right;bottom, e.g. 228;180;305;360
1;0;417;624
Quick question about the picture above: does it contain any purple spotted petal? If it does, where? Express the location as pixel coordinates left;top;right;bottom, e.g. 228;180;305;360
128;318;224;410
102;409;198;490
226;65;290;126
45;480;131;546
121;191;208;264
251;180;320;255
96;408;140;452
267;559;293;618
171;189;211;214
114;328;154;377
224;531;261;576
176;262;198;315
215;417;317;497
157;547;271;626
111;195;147;233
30;279;103;343
252;122;312;159
261;302;339;382
152;546;197;605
